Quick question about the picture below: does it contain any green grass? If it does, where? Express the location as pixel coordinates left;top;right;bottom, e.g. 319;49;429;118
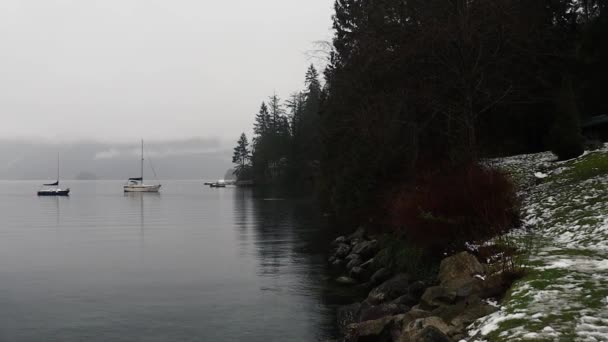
548;151;608;185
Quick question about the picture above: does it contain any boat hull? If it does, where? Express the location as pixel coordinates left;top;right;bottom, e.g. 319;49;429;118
123;184;161;193
37;188;70;196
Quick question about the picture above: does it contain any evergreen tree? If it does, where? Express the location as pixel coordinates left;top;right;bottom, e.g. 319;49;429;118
232;133;251;179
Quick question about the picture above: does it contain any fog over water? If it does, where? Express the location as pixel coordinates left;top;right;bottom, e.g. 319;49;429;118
0;139;233;180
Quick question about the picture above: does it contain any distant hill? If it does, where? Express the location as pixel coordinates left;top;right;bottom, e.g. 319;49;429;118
0;138;232;180
75;171;97;180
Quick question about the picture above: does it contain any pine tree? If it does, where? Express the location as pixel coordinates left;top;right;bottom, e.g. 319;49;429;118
232;133;251;179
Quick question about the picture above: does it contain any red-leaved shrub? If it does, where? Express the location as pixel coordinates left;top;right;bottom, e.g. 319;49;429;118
387;162;519;253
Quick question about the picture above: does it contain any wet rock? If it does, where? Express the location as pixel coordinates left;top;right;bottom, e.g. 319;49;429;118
438;252;485;286
348;226;367;241
358;302;409;322
350;266;372;281
368;273;410;305
335;244;352;258
360;258;376;270
332;236;347;246
337;303;362;334
336;276;357;286
352;240;379;260
346;253;360;261
347;256;363;270
344;315;399;342
332;258;345;267
370;268;392;285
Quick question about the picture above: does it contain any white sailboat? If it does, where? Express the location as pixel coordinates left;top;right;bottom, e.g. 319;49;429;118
123;140;161;193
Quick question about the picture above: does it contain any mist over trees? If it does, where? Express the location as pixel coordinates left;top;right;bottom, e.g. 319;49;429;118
233;0;608;227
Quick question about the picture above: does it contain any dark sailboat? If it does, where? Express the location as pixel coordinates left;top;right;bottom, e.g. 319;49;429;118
37;155;70;196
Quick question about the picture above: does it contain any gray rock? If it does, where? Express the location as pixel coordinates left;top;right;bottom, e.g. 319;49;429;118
438;252;485;286
332;258;345;267
399;317;453;342
335;244;352;258
347;256;363;270
358;302;409;322
449;300;499;331
346;253;361;261
348;226;366;241
352;240;379;259
344;315;398;342
360;257;377;270
336;276;357;285
337;303;361;334
370;268;393;286
419;286;457;310
368;273;410;305
411;325;452;342
332;236;347;246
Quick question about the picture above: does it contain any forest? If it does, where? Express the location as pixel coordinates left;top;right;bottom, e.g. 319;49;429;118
233;0;608;252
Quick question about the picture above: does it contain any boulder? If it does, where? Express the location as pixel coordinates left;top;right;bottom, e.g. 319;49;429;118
336;276;357;286
347;256;363;270
419;286;457;310
332;258;345;267
352;240;380;259
391;294;419;307
370;268;393;285
360;258;376;270
431;295;483;323
346;253;361;261
338;303;362;334
449;300;499;331
348;226;367;241
411;326;452;342
332;236;347;246
398;317;453;342
438;252;485;286
368;274;410;304
344;315;400;342
408;281;427;300
336;244;352;258
358;302;409;322
350;266;372;281
443;277;484;298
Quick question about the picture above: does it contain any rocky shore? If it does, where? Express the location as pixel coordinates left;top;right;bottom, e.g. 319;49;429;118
328;228;513;342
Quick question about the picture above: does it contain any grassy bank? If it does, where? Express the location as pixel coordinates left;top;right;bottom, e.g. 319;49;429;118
470;147;608;341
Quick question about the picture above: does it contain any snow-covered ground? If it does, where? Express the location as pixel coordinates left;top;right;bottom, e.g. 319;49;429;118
469;146;608;341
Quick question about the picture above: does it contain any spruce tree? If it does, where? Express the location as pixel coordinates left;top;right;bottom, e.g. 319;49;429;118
232;133;251;179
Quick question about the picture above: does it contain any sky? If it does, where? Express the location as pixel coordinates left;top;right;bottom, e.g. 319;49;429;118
0;0;334;144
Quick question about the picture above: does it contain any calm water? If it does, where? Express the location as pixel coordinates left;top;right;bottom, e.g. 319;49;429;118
0;181;341;341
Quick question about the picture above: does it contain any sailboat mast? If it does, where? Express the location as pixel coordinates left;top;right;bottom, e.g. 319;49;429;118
141;139;144;182
57;152;60;185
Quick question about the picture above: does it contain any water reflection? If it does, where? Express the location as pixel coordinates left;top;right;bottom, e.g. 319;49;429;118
233;188;339;340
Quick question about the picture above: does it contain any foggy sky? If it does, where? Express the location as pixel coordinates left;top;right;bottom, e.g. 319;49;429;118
0;0;333;143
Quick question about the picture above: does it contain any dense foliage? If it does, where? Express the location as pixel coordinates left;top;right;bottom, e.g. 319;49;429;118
233;1;608;239
320;0;608;223
232;66;323;191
